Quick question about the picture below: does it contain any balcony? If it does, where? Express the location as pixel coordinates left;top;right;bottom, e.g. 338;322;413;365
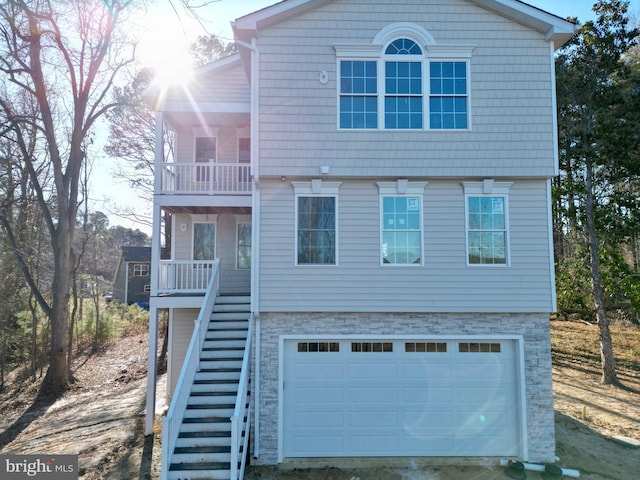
160;162;251;195
158;260;218;294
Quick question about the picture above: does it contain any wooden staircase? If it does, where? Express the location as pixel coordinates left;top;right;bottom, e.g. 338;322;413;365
167;295;250;480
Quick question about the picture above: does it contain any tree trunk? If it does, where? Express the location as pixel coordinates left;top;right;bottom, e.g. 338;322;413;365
42;222;74;394
585;160;619;385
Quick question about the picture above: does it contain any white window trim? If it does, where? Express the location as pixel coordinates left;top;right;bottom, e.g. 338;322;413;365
335;23;475;132
292;181;342;266
462;180;513;267
235;215;251;270
377;181;427;266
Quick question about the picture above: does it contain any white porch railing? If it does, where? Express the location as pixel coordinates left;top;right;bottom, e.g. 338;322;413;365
158;260;217;294
159;259;220;480
161;162;252;195
230;315;253;480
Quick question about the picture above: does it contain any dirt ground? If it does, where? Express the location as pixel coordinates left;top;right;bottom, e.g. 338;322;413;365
1;331;639;480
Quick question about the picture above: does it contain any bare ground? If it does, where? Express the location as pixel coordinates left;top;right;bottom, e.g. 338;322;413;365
0;323;639;480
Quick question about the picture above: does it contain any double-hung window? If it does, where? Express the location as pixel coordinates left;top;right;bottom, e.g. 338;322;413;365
429;61;468;129
293;181;341;265
297;197;336;265
336;28;473;131
463;181;512;266
384;38;423;129
378;181;426;265
339;60;378;129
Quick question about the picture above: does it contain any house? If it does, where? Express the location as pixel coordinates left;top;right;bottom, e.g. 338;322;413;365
144;1;577;478
112;246;152;306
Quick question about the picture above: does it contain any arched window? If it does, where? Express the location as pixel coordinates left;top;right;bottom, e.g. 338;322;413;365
335;24;473;131
385;38;422;55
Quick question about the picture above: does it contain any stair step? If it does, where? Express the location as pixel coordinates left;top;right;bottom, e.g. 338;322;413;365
202;346;244;352
215;295;250;304
207;320;248;330
183;416;230;424
205;330;247;339
177;431;231;447
210;312;250;322
187;402;235;409
174;445;231;454
190;390;236;397
169;461;231;476
185;409;234;419
213;302;251;318
203;338;245;347
193;378;239;385
200;352;243;361
179;431;231;439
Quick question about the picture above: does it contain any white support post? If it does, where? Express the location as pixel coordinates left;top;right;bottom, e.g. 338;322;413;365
145;112;164;436
145;305;159;435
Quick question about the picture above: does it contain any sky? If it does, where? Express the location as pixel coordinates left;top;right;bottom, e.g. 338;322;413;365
93;0;640;233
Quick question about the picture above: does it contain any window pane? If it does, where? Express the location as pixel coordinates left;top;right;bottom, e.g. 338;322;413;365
194;223;215;260
467;196;507;264
195;137;216;162
385;38;422;55
237;223;251;269
298;197;336;265
429;61;468;130
381;196;422;265
340;61;377;129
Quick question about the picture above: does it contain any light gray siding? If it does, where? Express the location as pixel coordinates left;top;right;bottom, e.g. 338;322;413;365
255;0;557;177
258;178;554;312
167;308;199;399
167;62;250;106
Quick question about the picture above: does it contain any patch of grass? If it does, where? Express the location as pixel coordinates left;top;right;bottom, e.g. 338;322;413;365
551;319;640;374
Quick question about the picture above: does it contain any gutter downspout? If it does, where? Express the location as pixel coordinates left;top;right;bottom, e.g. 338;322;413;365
548;41;559;312
145;111;165;436
238;36;262;459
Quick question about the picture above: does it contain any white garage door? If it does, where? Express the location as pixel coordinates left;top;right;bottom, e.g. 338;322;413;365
283;338;522;458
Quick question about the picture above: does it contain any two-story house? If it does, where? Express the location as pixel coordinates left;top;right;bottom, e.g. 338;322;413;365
144;1;577;479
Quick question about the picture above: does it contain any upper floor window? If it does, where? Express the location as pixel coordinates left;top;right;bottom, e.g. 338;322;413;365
195;137;216;182
384;38;423;129
430;61;468;129
339;60;377;129
336;26;473;131
195;137;216;162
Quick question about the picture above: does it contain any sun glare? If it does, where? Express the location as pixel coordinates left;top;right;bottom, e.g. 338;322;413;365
137;10;194;88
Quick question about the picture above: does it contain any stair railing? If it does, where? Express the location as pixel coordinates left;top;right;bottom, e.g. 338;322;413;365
230;313;253;480
159;258;221;480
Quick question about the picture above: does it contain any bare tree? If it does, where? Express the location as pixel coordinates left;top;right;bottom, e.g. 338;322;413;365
0;0;134;394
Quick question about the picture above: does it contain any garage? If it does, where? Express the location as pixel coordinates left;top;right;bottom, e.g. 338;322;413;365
282;337;523;458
